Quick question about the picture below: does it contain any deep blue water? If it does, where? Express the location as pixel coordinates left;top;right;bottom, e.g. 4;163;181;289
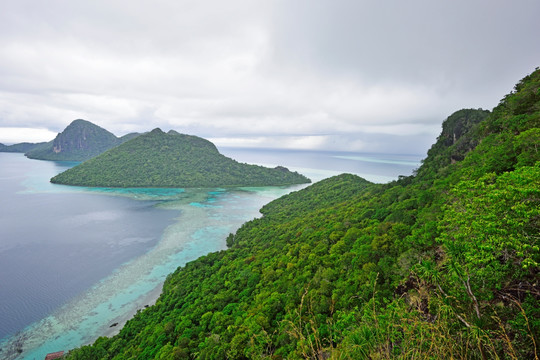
0;154;178;341
0;149;422;359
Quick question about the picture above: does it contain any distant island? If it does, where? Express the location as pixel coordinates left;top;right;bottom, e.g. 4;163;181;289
0;141;47;153
51;128;311;188
25;119;140;161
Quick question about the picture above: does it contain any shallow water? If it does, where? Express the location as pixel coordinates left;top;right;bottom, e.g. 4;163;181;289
0;154;306;360
0;155;178;343
0;149;421;359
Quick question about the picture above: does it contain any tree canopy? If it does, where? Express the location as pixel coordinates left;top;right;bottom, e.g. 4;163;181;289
65;68;540;359
51;129;310;188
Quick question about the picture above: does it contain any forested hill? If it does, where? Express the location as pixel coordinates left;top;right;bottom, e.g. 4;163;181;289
50;128;311;188
25;119;138;161
65;69;539;359
0;141;48;153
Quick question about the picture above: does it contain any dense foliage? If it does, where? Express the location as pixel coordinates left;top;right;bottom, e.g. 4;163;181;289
25;119;138;161
51;129;310;188
0;141;47;153
66;69;539;359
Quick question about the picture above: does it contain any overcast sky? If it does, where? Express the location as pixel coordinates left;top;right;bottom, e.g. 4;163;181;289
1;0;539;154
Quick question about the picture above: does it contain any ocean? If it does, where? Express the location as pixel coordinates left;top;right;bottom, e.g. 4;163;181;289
0;148;421;359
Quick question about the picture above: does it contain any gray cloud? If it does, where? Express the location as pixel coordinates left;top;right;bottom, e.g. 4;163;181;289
1;0;538;155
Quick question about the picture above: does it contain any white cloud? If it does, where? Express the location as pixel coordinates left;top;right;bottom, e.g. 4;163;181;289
209;135;330;151
0;0;539;153
0;127;56;144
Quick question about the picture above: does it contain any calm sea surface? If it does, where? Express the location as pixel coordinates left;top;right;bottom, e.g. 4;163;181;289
0;149;421;359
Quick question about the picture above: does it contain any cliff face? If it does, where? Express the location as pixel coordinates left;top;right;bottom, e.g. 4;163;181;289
51;120;117;154
25;119;122;161
415;108;490;178
438;109;489;146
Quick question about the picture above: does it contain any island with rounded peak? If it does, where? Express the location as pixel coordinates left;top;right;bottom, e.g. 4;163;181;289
50;128;311;188
25;119;140;162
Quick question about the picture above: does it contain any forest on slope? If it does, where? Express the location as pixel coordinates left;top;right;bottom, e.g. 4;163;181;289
51;128;310;188
66;69;539;359
0;142;46;153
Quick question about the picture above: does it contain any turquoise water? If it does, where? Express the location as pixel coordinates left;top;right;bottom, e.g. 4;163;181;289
0;154;306;360
15;188;299;360
0;149;421;359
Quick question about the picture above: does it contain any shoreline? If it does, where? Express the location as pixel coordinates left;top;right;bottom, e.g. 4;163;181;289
100;282;164;339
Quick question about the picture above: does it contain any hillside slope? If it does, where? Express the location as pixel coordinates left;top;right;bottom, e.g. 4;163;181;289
51;129;310;188
0;142;48;153
25;119;138;161
65;69;539;359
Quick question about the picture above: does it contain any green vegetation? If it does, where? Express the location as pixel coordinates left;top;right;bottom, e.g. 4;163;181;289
51;129;310;188
66;69;539;359
119;132;142;143
0;141;47;153
25;119;138;161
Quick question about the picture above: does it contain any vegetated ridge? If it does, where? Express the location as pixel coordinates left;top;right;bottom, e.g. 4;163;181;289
0;142;48;153
50;128;311;188
64;69;539;359
25;119;139;161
